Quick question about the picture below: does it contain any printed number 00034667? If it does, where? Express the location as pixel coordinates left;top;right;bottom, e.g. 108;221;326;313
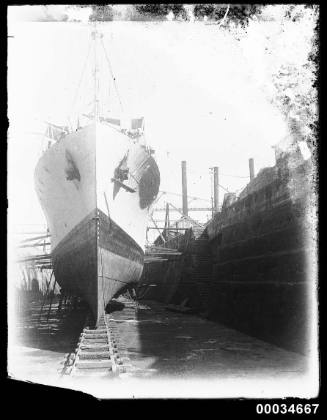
256;404;319;415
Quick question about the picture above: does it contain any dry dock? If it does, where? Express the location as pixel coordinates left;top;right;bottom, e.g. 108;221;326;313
10;152;315;396
106;298;307;380
10;295;307;385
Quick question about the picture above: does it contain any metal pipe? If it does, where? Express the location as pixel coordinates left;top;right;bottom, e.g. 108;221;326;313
213;166;219;213
249;158;255;181
181;161;188;216
164;202;170;230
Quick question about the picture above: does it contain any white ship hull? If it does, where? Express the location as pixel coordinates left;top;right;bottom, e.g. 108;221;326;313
34;122;160;323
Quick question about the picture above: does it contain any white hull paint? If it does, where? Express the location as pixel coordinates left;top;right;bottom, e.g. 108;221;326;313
34;122;160;322
35;123;153;251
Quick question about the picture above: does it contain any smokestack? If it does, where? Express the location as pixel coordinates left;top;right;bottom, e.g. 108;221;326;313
181;161;188;217
213;166;219;213
249;158;255;181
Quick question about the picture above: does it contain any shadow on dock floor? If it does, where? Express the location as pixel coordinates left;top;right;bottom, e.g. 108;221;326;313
10;296;309;387
14;299;87;354
110;299;308;380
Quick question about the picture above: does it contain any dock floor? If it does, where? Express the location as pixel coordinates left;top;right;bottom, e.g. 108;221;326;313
9;297;311;397
110;298;307;380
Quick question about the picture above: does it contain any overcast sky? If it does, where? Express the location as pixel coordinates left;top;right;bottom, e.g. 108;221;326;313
8;16;289;236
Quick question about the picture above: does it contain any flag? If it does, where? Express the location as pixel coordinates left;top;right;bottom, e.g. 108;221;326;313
45;122;69;141
131;117;144;130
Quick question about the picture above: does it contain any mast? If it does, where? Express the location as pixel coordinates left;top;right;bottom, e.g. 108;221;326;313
92;24;102;122
68;25;126;129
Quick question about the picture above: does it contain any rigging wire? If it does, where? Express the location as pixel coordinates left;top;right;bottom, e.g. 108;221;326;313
160;145;251;179
100;37;124;114
159;149;248;194
68;39;93;128
221;173;249;179
158;190;211;203
217;183;230;193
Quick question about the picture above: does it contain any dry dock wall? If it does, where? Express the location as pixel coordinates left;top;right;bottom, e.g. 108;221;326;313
140;228;214;313
209;159;314;353
208;199;312;353
141;157;315;354
166;228;213;313
140;257;183;303
209;158;315;353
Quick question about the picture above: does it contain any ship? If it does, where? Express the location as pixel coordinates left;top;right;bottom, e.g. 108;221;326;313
34;29;160;324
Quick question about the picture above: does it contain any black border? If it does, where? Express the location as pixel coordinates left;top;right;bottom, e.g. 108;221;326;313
3;2;323;413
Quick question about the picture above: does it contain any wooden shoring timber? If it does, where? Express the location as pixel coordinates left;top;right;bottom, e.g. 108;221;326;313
20;234;51;244
31;261;53;266
145;252;182;258
144;258;168;263
32;266;53;270
23;265;53;271
145;245;179;252
145;249;181;254
19;254;51;262
15;231;49;235
145;254;181;259
19;242;51;248
145;249;182;257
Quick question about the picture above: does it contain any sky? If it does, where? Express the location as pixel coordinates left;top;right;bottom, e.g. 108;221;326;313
7;12;290;239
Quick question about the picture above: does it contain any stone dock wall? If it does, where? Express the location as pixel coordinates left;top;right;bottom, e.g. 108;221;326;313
140;157;316;353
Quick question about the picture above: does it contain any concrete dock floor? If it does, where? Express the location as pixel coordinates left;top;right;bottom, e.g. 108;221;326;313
110;298;308;380
9;297;314;397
